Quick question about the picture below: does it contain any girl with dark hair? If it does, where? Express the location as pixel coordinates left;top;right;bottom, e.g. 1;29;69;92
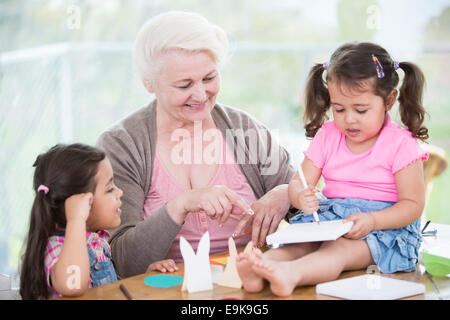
237;42;429;297
19;143;124;299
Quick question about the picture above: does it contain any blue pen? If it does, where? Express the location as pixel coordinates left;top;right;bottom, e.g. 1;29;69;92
298;164;320;224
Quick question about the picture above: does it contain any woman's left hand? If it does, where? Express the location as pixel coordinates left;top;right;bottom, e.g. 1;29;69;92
233;185;290;247
343;213;375;239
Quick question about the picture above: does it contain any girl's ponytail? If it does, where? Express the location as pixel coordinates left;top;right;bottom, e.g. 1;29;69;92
398;61;429;142
20;193;55;299
304;63;330;138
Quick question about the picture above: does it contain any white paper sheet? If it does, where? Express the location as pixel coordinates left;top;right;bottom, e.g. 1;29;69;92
266;220;353;246
316;275;425;300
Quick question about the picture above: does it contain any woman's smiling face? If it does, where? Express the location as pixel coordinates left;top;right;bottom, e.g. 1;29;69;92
148;50;220;125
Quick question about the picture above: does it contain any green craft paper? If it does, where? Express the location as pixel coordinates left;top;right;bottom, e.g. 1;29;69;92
144;274;183;288
422;252;450;276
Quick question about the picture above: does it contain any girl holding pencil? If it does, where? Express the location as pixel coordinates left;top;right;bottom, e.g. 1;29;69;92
237;42;429;297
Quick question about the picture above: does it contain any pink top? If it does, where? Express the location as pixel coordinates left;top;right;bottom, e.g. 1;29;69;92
143;138;257;263
305;115;429;202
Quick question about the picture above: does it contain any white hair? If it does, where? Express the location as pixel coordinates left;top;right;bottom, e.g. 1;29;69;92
134;11;229;85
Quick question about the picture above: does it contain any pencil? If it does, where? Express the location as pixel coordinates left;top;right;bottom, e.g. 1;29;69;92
298;163;320;224
119;283;134;300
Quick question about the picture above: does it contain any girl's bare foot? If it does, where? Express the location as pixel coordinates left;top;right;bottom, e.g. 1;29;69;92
236;250;264;293
251;257;300;297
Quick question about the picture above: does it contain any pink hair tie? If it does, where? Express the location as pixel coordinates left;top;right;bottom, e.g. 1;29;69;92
37;184;49;195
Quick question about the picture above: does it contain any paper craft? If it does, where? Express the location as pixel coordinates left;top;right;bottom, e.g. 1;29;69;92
211;265;224;284
144;274;183;288
210;255;229;266
316;275;425;300
266;220;353;246
180;232;213;293
218;237;240;288
243;240;253;254
218;240;253;289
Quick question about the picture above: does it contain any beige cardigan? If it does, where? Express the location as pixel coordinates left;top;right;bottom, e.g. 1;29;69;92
97;100;295;277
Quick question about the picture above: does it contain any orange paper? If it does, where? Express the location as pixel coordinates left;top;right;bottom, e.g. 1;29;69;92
209;255;229;266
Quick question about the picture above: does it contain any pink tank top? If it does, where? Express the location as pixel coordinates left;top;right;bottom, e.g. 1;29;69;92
142;138;257;263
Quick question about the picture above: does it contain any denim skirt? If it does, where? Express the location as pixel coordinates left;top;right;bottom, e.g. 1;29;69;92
289;198;422;273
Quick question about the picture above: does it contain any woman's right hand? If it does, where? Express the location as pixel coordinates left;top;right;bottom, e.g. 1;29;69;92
167;185;253;226
297;185;319;214
64;193;93;223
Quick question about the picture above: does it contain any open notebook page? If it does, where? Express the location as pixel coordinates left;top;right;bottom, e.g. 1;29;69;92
266;220;354;246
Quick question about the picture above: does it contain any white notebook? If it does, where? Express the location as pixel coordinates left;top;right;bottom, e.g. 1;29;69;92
316;275;426;300
266;220;353;246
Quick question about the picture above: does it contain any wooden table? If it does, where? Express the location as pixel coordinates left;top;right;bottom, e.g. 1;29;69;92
60;222;450;300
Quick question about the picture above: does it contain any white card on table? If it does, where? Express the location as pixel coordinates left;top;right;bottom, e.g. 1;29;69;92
316;275;425;300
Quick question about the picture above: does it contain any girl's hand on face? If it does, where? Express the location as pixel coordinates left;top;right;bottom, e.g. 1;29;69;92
343;212;375;239
146;259;179;273
297;185;319;214
64;193;93;223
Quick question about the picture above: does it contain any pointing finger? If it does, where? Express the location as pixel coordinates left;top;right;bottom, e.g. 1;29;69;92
232;213;252;238
225;190;252;215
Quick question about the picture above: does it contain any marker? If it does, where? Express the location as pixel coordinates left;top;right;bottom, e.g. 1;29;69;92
119;283;134;300
298;163;320;224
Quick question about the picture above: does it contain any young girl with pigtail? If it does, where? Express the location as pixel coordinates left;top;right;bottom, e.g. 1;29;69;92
237;42;429;297
20;143;176;299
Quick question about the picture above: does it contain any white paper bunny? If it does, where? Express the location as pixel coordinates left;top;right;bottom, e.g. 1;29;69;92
180;231;213;293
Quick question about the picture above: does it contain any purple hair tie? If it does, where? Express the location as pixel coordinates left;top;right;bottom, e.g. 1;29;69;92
323;62;328;70
37;184;49;195
393;61;400;70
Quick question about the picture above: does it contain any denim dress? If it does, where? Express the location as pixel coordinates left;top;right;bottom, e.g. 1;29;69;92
88;240;118;287
289;198;422;273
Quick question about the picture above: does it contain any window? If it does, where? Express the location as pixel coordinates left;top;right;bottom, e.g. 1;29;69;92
1;0;449;289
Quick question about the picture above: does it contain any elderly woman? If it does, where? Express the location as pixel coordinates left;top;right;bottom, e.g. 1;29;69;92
97;11;295;278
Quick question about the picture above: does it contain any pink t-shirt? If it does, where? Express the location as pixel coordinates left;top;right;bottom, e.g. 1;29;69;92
143;138;256;263
304;115;429;202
